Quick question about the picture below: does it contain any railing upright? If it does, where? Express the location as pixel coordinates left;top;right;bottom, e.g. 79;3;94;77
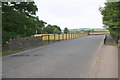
48;35;50;43
54;34;55;42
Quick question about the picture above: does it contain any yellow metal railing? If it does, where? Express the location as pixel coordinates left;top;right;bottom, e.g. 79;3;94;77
35;32;108;42
35;33;88;41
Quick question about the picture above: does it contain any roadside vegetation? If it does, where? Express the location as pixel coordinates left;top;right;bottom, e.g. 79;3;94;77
99;1;120;35
99;1;120;46
2;2;110;45
0;49;22;55
2;2;110;55
2;2;64;45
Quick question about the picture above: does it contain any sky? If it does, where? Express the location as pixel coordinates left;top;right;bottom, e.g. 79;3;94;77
34;0;106;29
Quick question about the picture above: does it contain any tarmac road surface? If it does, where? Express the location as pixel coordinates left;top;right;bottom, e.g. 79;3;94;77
2;35;104;78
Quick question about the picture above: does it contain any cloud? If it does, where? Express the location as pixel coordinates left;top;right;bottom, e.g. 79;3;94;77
34;0;105;29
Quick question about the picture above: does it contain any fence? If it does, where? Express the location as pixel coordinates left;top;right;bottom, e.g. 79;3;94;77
3;33;88;52
3;32;109;54
35;32;108;43
110;33;120;45
3;32;108;53
41;33;88;43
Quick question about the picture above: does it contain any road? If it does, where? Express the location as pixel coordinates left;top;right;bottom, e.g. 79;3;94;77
2;35;104;78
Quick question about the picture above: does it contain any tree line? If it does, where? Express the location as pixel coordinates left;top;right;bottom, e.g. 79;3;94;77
100;1;120;35
2;2;69;44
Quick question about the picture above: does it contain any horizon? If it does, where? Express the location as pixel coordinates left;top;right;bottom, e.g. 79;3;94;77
67;27;105;29
61;27;106;30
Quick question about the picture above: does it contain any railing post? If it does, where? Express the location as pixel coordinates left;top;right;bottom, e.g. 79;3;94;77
104;34;107;44
62;34;64;40
58;34;60;41
73;33;74;38
66;34;67;40
74;33;75;38
68;33;69;39
69;33;70;39
54;34;55;42
71;33;72;39
116;34;119;44
75;33;76;38
72;33;74;38
41;35;43;41
41;35;44;45
73;33;75;38
48;35;50;43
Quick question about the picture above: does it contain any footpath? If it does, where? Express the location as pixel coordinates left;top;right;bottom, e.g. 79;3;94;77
96;34;118;78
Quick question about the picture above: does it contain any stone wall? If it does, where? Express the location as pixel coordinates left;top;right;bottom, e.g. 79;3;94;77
3;36;43;51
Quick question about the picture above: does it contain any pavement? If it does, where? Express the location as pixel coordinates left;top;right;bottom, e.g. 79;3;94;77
95;34;118;78
2;35;104;78
118;38;120;80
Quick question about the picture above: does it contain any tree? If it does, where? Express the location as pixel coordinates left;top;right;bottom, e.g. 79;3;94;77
53;25;61;34
100;1;120;35
64;27;69;34
91;29;95;32
43;24;54;34
43;24;61;34
2;2;46;44
54;28;60;34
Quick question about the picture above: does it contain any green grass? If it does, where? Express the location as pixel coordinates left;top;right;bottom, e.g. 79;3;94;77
0;49;22;56
112;38;120;48
118;40;120;48
1;41;55;56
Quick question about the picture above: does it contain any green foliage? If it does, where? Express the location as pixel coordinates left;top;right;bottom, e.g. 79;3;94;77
64;27;69;34
100;1;120;35
43;24;61;34
54;28;59;34
2;2;62;44
53;25;61;32
2;2;46;44
1;49;22;55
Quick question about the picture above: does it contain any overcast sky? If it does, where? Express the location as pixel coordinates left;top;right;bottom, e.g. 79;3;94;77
34;0;106;29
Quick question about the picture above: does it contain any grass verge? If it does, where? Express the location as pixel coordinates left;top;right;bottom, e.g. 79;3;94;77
1;41;55;56
0;49;22;56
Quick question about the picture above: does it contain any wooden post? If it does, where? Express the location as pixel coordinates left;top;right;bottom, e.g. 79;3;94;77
71;33;72;39
48;35;50;43
59;34;60;41
75;33;76;38
73;33;75;38
73;33;74;38
66;34;67;40
68;33;69;39
54;34;55;42
62;34;64;40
